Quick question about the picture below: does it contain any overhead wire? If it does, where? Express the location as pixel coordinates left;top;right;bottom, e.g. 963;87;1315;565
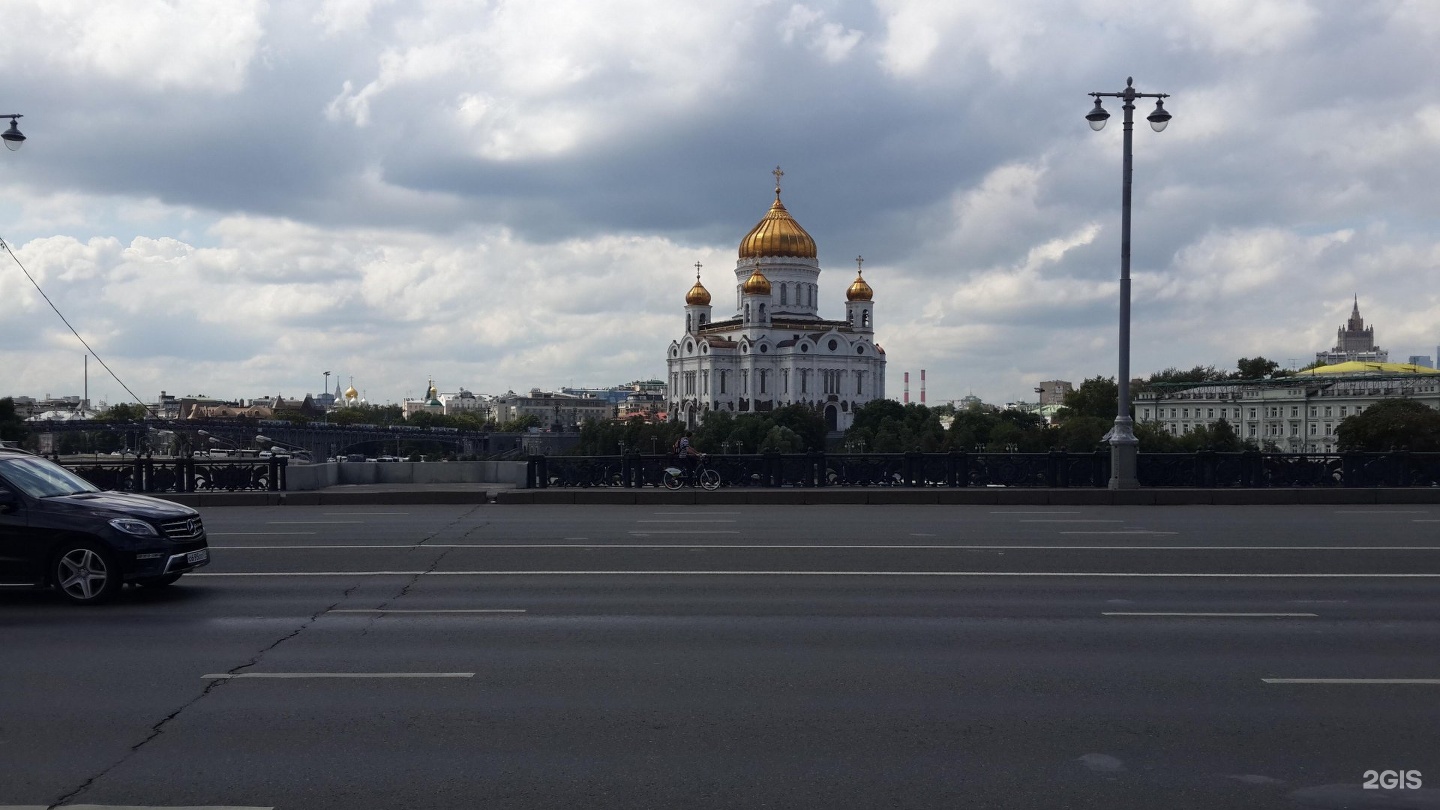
1;235;160;419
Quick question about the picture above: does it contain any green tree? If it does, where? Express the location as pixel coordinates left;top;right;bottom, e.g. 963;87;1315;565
0;398;27;443
1053;415;1111;452
97;403;151;422
1054;376;1118;422
500;414;542;433
1235;356;1285;380
846;400;945;452
1336;400;1440;451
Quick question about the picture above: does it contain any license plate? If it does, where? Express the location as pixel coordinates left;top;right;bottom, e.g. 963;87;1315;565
186;549;209;564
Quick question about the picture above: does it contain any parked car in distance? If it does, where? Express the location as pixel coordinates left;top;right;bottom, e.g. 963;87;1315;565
0;448;210;604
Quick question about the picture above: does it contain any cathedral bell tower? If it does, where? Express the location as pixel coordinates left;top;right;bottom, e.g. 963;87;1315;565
684;262;713;335
845;255;874;333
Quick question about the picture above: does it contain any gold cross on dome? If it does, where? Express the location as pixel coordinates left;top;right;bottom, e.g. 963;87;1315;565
694;261;703;280
773;165;784;198
855;255;864;274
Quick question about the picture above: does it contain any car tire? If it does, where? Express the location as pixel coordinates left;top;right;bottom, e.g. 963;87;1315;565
135;573;183;588
52;542;123;605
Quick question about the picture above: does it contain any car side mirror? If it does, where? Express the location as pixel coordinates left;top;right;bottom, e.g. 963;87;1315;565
0;489;17;513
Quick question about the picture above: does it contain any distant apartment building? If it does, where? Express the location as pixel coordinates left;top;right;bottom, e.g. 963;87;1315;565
1034;380;1073;406
1408;356;1433;369
493;389;613;429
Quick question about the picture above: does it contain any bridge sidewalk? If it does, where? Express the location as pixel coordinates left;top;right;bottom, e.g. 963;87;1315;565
151;484;1440;507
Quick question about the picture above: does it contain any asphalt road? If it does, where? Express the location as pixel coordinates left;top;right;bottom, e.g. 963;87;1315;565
4;504;1440;810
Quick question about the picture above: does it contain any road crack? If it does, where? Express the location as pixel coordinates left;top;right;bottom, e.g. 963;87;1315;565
50;581;364;808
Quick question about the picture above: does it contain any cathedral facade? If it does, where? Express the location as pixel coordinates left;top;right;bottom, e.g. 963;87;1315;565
666;169;886;432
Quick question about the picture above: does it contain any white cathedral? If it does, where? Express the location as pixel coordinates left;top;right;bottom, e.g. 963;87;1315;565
667;168;887;432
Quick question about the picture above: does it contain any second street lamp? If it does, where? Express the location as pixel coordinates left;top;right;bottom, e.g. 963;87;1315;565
1087;76;1172;490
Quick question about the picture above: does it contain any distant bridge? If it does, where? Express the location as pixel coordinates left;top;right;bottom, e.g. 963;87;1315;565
26;418;579;459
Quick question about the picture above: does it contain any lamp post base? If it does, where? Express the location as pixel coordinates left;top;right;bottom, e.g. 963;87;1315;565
1108;417;1140;490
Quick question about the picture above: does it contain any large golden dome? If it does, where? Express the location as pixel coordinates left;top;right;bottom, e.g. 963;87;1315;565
738;167;816;260
741;265;772;295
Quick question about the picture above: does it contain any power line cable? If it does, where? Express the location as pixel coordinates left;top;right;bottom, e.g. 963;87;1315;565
1;236;159;418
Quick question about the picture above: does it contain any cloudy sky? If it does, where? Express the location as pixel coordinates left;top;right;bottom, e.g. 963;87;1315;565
1;0;1437;408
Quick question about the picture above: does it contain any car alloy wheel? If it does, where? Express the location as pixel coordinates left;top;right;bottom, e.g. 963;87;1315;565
53;544;122;604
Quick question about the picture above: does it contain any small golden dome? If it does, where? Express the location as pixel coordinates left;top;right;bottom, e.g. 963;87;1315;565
738;168;816;260
847;271;873;301
344;385;358;400
686;278;711;306
742;265;772;295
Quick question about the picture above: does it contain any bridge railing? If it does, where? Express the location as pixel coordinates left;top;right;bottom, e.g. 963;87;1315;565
60;456;288;493
528;451;1440;489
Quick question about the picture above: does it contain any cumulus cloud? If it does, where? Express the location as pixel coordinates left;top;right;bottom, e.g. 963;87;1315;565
1;0;1438;408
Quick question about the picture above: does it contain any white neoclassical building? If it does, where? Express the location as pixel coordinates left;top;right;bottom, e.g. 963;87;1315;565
666;169;887;432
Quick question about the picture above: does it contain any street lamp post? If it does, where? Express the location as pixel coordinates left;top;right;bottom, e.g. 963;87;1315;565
1086;77;1172;490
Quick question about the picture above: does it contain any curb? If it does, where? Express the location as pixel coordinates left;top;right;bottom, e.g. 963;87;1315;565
145;487;1440;507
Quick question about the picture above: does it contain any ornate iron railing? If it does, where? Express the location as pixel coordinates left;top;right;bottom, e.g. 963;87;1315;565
61;457;287;493
529;451;1440;489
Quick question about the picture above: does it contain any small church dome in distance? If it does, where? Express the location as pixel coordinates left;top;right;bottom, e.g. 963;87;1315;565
847;255;873;301
685;264;712;305
742;264;772;295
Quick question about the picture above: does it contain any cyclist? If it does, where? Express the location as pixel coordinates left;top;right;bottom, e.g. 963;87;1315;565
673;430;703;483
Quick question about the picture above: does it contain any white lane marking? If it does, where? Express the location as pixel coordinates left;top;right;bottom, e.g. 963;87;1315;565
0;806;277;809
1335;510;1428;514
910;533;937;537
1103;612;1319;618
266;521;364;525
324;512;410;516
203;672;474;679
1021;519;1124;523
635;520;737;524
563;537;589;540
992;511;1082;514
1263;678;1440;685
327;609;526;614
1414;520;1440;523
652;512;741;515
208;543;1440;550
208;532;317;536
1060;532;1179;535
628;531;741;536
193;571;1440;578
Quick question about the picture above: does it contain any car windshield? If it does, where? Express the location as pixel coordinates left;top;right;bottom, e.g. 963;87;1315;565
0;456;102;498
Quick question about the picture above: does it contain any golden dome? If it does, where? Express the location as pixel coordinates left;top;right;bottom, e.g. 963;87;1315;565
742;265;772;295
344;385;358;400
847;271;873;301
738;167;816;260
685;267;711;306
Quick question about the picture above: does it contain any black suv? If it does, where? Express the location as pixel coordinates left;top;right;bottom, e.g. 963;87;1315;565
0;449;210;604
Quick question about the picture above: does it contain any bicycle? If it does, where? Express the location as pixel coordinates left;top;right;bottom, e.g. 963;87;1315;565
662;454;721;491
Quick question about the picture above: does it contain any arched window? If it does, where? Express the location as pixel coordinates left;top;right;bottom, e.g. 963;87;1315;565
780;283;788;305
699;314;707;327
758;303;766;321
862;311;869;327
744;303;751;323
686;313;692;332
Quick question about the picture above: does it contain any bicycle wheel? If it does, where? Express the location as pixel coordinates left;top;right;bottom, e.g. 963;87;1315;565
662;470;683;491
698;469;721;491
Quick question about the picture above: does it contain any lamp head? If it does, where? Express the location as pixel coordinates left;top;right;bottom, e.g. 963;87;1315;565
1086;97;1109;131
1147;98;1171;132
2;118;25;151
